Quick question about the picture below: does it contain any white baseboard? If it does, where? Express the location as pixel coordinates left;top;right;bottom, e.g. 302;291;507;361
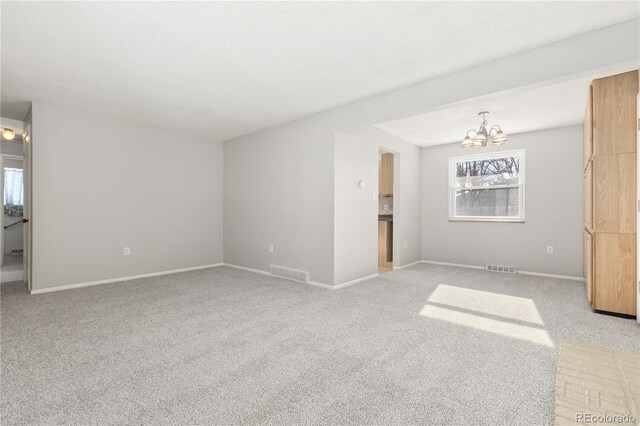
223;263;270;276
420;260;584;281
29;263;224;295
518;270;584;282
308;280;335;290
224;263;376;290
395;260;423;270
224;263;335;289
421;260;484;270
333;273;379;290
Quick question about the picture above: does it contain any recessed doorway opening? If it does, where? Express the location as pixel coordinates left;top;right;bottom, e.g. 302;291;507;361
1;117;29;290
378;150;394;273
1;154;24;283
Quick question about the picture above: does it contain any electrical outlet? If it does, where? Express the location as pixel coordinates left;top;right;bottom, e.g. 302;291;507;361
123;247;131;256
269;244;274;253
546;246;554;255
404;241;408;249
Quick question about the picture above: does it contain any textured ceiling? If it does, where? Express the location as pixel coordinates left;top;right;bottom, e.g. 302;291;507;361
374;65;638;147
1;2;638;141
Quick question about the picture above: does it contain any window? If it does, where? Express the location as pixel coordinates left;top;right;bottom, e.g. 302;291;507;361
448;149;525;222
4;168;24;217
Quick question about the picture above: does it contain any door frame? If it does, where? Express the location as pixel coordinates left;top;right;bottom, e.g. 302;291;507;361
22;125;32;292
636;88;639;323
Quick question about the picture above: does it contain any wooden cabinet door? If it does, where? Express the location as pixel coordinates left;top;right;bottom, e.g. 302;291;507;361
593;153;636;233
594;233;637;315
379;153;394;196
584;162;592;232
592;70;638;156
386;154;394;195
378;158;383;196
583;231;593;305
584;84;593;170
378;221;387;267
378;221;394;267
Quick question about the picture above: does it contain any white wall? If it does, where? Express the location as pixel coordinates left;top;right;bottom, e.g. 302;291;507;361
30;103;223;291
421;125;583;277
334;127;421;285
224;121;335;285
333;131;378;285
223;21;637;286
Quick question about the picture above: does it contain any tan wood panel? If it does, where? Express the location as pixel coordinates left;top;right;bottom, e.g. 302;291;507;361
593;155;618;232
380;153;394;196
386;154;394;195
592;70;638;156
594;233;637;315
386;221;393;262
618;153;637;234
584;161;593;232
593;154;637;233
378;158;383;196
584;84;593;169
378;221;387;267
583;230;593;306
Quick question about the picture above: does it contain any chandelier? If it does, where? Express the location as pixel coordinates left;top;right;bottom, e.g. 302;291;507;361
461;111;508;148
2;128;15;140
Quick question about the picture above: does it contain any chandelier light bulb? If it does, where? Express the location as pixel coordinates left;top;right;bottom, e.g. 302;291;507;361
461;135;474;147
472;132;486;147
491;130;509;145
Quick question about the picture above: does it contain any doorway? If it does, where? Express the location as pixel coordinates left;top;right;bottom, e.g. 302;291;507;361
378;151;394;273
1;150;26;286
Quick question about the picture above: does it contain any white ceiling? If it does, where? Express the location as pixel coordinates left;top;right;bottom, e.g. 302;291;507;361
2;2;638;141
374;64;638;147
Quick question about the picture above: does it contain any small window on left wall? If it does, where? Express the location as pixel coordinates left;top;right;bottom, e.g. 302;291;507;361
448;149;525;222
4;168;24;217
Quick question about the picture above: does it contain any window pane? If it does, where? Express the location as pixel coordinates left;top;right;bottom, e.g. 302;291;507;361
455;156;520;188
455;187;519;217
3;168;24;217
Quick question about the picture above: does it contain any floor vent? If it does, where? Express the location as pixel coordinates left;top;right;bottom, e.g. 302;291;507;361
485;264;518;274
270;264;309;283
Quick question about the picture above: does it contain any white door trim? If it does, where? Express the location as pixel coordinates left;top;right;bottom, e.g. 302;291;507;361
636;87;639;323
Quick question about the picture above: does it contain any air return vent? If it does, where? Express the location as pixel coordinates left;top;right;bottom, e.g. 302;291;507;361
270;264;309;283
485;264;518;274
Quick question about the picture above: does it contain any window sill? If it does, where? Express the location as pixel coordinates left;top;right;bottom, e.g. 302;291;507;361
449;218;525;223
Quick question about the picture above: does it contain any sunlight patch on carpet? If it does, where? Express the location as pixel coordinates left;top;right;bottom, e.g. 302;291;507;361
419;304;554;347
427;284;544;325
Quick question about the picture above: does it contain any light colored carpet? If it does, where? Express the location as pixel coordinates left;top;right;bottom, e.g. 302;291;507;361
1;264;638;425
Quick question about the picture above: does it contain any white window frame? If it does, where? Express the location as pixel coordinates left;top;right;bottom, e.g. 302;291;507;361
448;149;525;223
